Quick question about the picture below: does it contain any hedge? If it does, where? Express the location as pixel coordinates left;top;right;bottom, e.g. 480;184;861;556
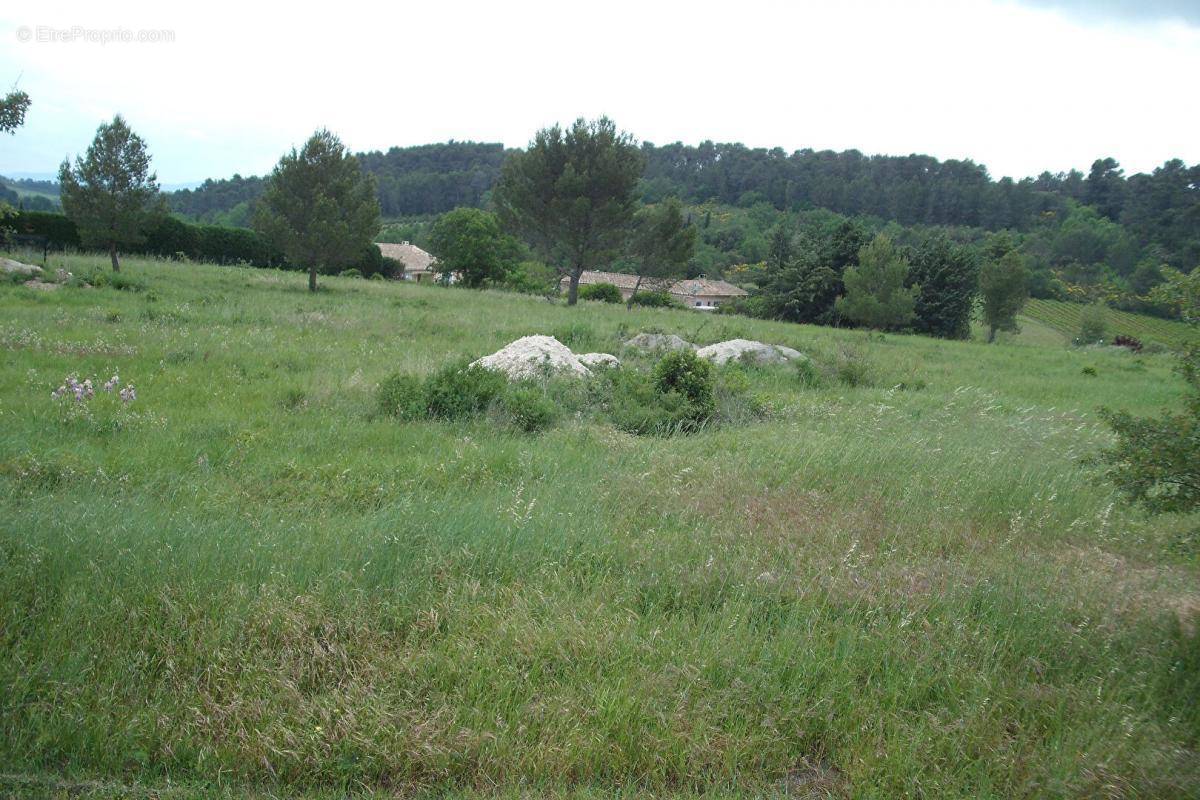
5;211;82;249
2;212;380;274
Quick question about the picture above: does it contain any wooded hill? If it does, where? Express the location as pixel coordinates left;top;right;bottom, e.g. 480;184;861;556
165;141;1200;272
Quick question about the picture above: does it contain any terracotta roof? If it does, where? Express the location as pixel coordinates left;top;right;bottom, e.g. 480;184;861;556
377;242;437;273
571;270;643;290
569;270;746;298
670;278;748;298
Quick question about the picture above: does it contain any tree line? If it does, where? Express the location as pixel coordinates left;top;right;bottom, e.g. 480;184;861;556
162;141;1199;276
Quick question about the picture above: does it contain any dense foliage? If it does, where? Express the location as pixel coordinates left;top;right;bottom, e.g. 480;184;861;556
578;282;624;304
980;250;1031;343
254;129;381;291
834;235;918;331
427;207;520;288
493;117;643;305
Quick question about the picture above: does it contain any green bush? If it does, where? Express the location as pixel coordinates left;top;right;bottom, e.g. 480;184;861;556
376;374;426;419
607;370;699;436
424;362;507;420
629;290;679;308
606;350;716;436
579;282;624;304
339;269;364;279
501;384;560;432
653;349;715;417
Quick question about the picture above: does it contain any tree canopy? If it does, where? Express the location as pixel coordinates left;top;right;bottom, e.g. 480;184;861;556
254;129;381;292
493;117;644;305
835;235;918;331
58;115;162;271
428;207;521;288
979;250;1031;342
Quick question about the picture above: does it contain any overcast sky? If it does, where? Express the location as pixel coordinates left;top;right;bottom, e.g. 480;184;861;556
2;0;1198;185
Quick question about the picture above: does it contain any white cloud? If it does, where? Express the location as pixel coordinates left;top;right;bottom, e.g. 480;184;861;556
2;0;1198;183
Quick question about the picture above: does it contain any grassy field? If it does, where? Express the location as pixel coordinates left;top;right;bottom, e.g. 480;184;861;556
1022;298;1198;350
1;252;1198;799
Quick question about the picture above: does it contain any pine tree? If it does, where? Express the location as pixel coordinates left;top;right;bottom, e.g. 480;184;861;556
58;115;162;271
835;235;918;330
254;130;380;292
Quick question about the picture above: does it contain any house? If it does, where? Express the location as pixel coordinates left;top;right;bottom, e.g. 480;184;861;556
562;270;748;310
560;270;645;301
669;277;748;310
377;242;438;282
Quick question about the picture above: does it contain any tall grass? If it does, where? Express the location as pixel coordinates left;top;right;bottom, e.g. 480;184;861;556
0;253;1197;798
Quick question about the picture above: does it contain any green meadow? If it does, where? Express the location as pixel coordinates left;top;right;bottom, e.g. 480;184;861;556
1;253;1197;798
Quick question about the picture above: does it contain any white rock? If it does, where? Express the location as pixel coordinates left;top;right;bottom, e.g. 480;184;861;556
696;339;807;366
471;335;591;380
624;332;694;352
1;258;42;277
577;352;620;369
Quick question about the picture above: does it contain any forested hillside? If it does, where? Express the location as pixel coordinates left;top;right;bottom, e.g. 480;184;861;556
164;141;1199;274
168;142;508;224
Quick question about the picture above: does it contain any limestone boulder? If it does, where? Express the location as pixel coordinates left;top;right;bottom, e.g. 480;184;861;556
696;339;807;366
471;335;591;380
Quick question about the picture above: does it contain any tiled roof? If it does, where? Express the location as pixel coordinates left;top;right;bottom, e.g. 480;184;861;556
571;270;747;297
573;270;643;290
670;278;748;298
377;242;437;273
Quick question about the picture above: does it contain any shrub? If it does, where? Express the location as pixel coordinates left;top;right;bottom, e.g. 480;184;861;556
607;370;700;436
338;268;363;279
579;282;624;304
629;290;678;308
424;362;507;420
1113;334;1143;352
653;348;715;417
376;373;426;419
1095;348;1199;519
606;349;717;435
501;384;560;433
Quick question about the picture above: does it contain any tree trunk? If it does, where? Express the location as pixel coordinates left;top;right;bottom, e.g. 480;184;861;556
987;324;996;343
109;242;120;272
309;266;318;293
626;275;644;310
566;271;580;305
